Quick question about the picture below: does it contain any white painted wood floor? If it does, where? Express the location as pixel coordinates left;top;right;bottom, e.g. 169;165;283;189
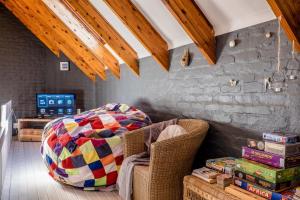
1;141;120;200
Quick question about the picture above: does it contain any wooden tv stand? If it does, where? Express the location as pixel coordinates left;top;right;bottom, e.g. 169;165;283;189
18;118;53;142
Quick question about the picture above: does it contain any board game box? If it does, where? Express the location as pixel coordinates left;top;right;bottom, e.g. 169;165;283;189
247;139;265;151
235;170;299;192
264;141;300;157
206;157;236;175
242;146;300;168
235;159;300;183
263;132;299;144
233;178;296;200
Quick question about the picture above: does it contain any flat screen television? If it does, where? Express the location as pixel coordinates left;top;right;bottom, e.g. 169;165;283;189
36;93;76;117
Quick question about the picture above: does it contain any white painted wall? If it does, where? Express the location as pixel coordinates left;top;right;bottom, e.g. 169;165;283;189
0;101;12;196
89;0;276;61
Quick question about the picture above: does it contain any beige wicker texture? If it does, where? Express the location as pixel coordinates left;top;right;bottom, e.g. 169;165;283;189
124;119;209;200
183;176;241;200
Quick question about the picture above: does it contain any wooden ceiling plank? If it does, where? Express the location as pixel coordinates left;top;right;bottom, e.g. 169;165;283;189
42;0;120;78
63;0;139;76
162;0;216;64
7;0;106;80
267;0;300;52
4;0;98;80
103;0;170;71
1;0;60;57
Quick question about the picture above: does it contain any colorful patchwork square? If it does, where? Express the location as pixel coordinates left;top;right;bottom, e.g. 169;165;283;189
95;176;107;186
82;150;100;164
92;168;106;179
71;155;86;168
105;136;121;149
65;140;77;153
59;147;71;161
98;129;114;138
62;157;74;169
115;155;124;166
88;160;103;171
79;140;95;155
106;171;118;186
90;116;104;129
104;162;117;174
84;179;95;187
95;143;112;158
101;154;114;166
91;139;106;147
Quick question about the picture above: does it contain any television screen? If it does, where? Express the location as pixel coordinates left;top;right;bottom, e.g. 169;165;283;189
36;93;76;117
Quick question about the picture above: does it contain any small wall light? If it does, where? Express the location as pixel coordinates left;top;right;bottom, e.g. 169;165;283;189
265;32;272;38
229;40;236;48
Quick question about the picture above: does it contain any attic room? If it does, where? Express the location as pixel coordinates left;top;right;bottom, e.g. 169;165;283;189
1;0;300;199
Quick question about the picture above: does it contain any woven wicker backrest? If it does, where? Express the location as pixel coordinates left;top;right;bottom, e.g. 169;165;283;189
148;119;209;200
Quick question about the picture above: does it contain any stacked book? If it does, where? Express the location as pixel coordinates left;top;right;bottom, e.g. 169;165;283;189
192;157;235;188
233;132;300;200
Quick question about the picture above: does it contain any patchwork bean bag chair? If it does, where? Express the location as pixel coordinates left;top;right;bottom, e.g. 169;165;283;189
41;103;151;190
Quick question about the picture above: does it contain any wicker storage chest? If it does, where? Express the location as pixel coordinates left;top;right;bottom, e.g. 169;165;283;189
183;175;241;200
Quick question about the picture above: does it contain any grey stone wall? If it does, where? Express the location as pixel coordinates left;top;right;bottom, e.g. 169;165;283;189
0;4;46;118
96;20;300;164
0;4;96;118
44;52;97;111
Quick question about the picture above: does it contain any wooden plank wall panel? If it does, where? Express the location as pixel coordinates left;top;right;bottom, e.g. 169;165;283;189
104;0;170;71
43;0;120;78
267;0;300;52
63;0;139;76
162;0;216;64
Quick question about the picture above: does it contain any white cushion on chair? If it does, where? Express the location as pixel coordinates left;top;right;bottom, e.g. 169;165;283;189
156;125;187;142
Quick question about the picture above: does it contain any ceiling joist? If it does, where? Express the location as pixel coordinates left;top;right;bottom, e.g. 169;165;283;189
42;0;120;79
103;0;170;71
267;0;300;52
163;0;216;64
0;1;60;58
5;0;109;80
63;0;139;76
1;0;99;80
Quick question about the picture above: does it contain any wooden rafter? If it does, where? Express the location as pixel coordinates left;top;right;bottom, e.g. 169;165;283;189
1;1;60;57
63;0;140;76
267;0;300;52
103;0;170;71
162;0;216;64
1;0;107;80
43;0;120;78
1;0;100;80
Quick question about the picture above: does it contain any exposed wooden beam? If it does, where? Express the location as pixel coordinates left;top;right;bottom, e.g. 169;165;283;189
1;1;60;57
4;0;107;80
162;0;216;64
267;0;300;52
1;0;98;80
63;0;139;76
43;0;120;78
103;0;170;71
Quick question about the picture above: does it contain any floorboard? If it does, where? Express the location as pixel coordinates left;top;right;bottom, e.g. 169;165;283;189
1;141;120;200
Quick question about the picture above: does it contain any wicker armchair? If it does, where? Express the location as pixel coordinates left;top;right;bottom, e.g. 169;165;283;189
123;119;209;200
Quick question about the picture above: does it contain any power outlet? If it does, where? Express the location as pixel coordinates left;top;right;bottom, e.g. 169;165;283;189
13;123;18;129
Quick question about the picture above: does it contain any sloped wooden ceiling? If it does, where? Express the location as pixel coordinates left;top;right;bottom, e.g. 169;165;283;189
62;0;139;76
267;0;300;52
162;0;216;64
2;0;284;80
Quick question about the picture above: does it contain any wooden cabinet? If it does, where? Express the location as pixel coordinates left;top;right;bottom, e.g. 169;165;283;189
18;118;52;142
